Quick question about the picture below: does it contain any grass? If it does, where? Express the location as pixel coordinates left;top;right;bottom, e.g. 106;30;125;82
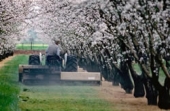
19;85;114;111
16;44;48;50
0;55;28;111
0;55;115;111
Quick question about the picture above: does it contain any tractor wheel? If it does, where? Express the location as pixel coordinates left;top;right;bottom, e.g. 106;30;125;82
65;55;78;72
29;55;40;65
18;73;22;82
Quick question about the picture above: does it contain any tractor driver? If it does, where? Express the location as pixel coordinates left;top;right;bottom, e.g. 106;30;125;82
46;39;61;56
45;39;62;65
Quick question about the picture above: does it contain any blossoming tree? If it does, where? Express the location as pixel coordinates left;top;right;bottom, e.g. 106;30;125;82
0;0;170;109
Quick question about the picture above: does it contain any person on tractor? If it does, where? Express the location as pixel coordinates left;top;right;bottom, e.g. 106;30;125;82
45;39;62;65
46;39;61;56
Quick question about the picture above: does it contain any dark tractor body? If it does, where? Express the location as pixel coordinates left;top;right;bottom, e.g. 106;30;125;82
19;54;101;85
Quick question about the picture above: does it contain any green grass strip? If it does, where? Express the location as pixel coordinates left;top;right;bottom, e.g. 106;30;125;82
16;44;48;50
0;55;28;111
0;54;116;111
19;86;115;111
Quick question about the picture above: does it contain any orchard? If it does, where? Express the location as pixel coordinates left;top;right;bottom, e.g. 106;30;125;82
0;0;170;110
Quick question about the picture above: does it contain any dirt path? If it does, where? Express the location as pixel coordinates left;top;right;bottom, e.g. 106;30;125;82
0;56;14;68
98;81;170;111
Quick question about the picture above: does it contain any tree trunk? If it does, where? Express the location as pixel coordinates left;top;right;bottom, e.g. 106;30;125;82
112;67;120;86
143;75;158;105
119;61;134;94
127;59;145;97
158;57;170;109
158;77;170;109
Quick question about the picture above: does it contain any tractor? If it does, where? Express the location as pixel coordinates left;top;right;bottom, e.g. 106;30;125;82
18;53;101;85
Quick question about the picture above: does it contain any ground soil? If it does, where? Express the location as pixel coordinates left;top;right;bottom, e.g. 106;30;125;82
14;50;45;55
98;81;170;111
0;56;14;68
79;67;169;111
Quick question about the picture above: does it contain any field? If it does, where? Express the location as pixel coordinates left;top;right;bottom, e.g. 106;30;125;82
19;85;114;111
16;44;48;50
0;55;28;111
0;55;114;111
0;55;169;111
